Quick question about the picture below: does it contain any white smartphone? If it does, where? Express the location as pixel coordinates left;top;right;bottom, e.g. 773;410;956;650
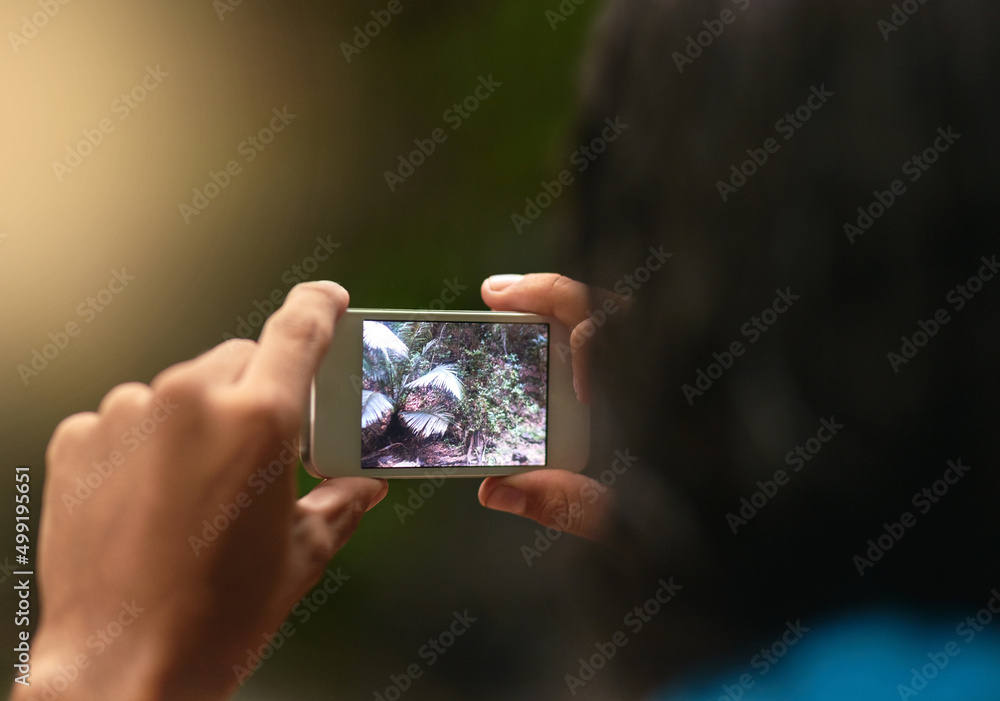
301;308;589;478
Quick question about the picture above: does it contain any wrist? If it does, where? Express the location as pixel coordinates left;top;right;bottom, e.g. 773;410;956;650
11;628;179;701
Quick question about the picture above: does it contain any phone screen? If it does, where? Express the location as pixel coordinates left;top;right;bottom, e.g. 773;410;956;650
360;320;549;468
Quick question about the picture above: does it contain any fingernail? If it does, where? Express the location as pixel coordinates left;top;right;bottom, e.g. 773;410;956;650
488;274;523;291
484;484;526;515
367;481;389;511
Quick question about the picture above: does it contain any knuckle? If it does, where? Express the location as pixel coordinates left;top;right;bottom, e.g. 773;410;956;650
327;498;367;552
306;540;336;571
551;274;578;299
553;274;592;321
301;513;339;568
268;304;333;349
147;371;218;437
97;382;154;418
150;364;204;400
570;323;594;349
340;495;369;530
289;281;346;305
233;390;294;441
300;496;366;569
46;413;99;464
534;489;578;531
219;337;257;356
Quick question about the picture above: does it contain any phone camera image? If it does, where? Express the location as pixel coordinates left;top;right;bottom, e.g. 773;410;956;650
360;320;548;469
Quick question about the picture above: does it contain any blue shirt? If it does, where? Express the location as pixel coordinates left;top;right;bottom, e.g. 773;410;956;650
653;607;1000;701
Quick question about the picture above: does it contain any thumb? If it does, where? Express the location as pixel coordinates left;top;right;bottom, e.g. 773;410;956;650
286;478;387;596
478;471;612;542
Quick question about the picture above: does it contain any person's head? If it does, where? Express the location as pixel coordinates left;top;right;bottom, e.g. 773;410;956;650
567;0;1000;681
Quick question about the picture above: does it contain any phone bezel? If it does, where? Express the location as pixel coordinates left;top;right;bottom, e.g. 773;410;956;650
302;308;590;478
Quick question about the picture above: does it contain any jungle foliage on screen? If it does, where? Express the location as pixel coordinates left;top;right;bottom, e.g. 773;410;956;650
360;321;548;468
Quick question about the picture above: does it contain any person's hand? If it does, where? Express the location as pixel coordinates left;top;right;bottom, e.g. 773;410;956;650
17;281;387;701
477;273;617;543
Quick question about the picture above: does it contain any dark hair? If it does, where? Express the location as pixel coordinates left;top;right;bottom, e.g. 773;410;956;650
569;0;1000;689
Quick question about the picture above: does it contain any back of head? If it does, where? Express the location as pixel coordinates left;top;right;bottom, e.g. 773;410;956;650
569;0;1000;676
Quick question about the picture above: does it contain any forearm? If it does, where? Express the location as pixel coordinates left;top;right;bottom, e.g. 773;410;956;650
9;629;233;701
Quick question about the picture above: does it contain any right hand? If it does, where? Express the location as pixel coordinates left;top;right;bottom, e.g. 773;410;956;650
476;273;621;543
21;281;386;701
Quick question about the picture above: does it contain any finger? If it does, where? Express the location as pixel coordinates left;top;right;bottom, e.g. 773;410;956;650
481;274;592;330
151;338;258;392
298;478;388;517
193;338;257;384
483;274;597;403
241;281;349;421
45;412;101;469
568;325;592;405
97;382;154;418
291;478;388;576
478;471;612;542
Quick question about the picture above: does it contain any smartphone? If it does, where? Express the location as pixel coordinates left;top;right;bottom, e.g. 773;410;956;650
301;308;589;478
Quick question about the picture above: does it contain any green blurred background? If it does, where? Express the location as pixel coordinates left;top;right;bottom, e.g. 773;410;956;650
1;0;613;698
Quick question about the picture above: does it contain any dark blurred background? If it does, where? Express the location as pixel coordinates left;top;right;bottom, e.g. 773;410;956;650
0;1;616;699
